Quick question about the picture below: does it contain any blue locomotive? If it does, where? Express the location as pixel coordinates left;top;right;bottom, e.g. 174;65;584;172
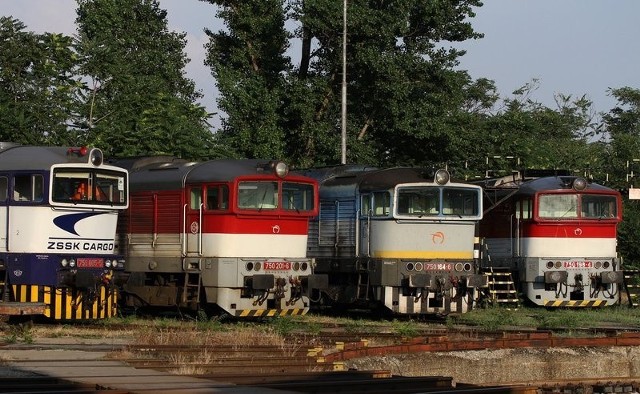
304;165;486;315
0;143;128;320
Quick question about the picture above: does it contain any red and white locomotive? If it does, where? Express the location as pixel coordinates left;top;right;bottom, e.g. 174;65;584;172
113;156;325;317
479;170;623;307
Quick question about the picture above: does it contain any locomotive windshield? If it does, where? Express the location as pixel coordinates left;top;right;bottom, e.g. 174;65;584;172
396;186;480;217
538;193;618;219
238;181;315;211
239;181;278;209
52;168;127;206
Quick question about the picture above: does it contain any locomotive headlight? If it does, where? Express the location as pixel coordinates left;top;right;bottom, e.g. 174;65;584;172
455;263;463;272
293;262;300;271
69;258;76;268
301;262;308;271
572;177;587;191
414;262;423;271
61;259;69;267
90;148;103;166
273;161;289;178
434;169;450;185
406;262;415;271
603;261;610;269
554;261;562;269
546;261;554;269
463;263;472;272
246;262;254;271
595;261;602;269
104;259;112;268
254;262;261;271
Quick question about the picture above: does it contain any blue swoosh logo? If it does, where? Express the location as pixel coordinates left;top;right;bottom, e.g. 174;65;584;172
53;212;106;236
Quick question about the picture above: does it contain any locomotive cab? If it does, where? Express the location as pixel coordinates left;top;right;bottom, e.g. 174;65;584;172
0;144;128;320
115;157;325;318
306;166;485;316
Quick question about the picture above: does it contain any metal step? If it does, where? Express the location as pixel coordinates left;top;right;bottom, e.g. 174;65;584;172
623;270;640;307
482;268;519;306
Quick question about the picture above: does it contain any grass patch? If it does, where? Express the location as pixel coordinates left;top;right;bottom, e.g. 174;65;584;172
3;304;640;349
450;306;529;331
342;318;373;333
3;324;33;344
391;319;420;338
451;304;640;331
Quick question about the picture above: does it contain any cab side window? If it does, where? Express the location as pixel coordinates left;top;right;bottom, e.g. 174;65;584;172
206;185;229;211
372;191;390;216
13;174;44;202
190;187;202;210
516;198;532;219
0;177;7;201
361;194;371;216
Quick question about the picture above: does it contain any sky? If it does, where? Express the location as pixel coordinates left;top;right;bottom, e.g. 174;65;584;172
2;0;640;127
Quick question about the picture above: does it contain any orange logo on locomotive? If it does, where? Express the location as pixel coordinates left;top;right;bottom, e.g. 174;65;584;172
431;231;445;244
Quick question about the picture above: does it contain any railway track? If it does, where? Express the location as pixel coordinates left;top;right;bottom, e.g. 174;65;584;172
120;328;640;392
3;325;640;392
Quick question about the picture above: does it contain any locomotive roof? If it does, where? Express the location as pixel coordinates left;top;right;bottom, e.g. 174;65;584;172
304;165;450;195
482;174;616;196
110;156;308;191
519;176;616;195
0;143;101;170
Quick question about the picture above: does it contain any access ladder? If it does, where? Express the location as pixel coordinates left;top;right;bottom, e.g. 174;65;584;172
623;269;640;307
483;267;519;307
355;259;370;301
182;272;202;309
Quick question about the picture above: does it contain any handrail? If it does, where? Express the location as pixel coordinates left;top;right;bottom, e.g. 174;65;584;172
182;203;187;256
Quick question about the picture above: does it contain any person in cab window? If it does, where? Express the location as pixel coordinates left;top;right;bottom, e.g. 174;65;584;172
94;185;109;201
73;181;88;200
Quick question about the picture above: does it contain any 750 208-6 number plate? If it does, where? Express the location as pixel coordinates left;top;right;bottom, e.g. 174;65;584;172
263;261;291;270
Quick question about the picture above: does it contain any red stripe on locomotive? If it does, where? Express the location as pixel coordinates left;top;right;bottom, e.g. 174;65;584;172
127;190;312;235
522;223;617;238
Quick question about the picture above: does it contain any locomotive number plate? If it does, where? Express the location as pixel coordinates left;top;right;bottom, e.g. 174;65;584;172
263;261;291;270
77;258;104;268
424;263;454;271
563;261;593;268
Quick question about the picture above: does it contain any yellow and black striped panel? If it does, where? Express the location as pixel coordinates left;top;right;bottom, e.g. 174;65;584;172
236;308;307;318
543;299;606;307
11;285;118;320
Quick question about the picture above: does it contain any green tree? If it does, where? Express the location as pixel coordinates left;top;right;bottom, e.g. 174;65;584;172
75;0;214;159
458;80;601;178
601;87;640;187
601;87;640;266
0;17;81;145
204;0;484;167
204;0;290;160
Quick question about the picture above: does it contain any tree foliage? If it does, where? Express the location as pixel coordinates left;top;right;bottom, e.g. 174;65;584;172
0;17;81;145
74;0;214;159
600;87;640;266
204;0;485;167
204;1;291;160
